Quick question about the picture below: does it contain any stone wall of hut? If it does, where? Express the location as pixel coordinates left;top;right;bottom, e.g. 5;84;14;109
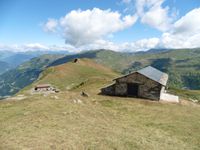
101;72;164;100
101;83;115;96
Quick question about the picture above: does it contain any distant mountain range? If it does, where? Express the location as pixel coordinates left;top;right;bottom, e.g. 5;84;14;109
0;48;200;98
0;50;70;75
0;54;64;97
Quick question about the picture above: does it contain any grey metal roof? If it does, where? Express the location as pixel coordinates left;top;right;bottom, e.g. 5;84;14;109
114;66;168;86
137;66;168;86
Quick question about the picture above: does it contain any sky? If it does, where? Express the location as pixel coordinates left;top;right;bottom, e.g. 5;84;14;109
0;0;200;52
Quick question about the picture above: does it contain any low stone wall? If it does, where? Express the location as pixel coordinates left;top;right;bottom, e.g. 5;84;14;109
160;93;179;103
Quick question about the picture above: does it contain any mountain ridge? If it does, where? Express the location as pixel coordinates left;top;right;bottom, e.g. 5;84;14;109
19;58;119;95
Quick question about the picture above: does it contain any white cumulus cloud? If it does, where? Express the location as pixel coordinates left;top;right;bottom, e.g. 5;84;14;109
173;8;200;36
43;18;58;32
136;0;173;31
122;0;132;4
75;37;160;52
160;8;200;48
40;6;200;52
44;8;137;47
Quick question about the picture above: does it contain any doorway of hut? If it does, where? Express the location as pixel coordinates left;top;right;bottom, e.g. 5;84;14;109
127;83;139;97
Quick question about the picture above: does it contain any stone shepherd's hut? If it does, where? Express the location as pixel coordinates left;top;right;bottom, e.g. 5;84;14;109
34;84;53;91
101;66;169;101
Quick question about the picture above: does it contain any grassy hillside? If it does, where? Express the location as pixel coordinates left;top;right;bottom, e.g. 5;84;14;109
169;88;200;102
21;58;119;94
1;87;200;149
